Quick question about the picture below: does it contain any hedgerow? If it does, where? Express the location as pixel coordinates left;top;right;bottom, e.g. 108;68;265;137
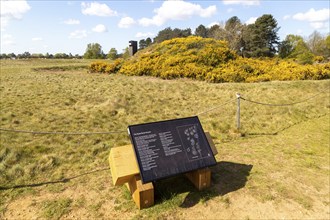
89;36;330;82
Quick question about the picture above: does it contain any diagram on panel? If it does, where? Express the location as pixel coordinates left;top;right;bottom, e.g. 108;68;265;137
177;124;206;161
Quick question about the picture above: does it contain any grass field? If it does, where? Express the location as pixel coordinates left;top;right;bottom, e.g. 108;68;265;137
0;59;329;219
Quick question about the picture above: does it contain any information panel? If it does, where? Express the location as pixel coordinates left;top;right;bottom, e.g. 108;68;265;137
128;116;216;183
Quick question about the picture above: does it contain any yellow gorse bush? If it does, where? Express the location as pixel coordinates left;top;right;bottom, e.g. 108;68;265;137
89;36;330;82
89;58;124;74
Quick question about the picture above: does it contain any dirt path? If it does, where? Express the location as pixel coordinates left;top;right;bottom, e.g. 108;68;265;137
2;171;329;219
177;191;329;219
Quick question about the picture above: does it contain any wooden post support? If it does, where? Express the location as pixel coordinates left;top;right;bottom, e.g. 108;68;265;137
185;168;211;190
181;131;215;191
109;145;154;209
109;145;139;186
126;175;154;209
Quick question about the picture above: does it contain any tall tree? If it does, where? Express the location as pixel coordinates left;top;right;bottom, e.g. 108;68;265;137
278;39;293;58
243;14;280;57
83;43;104;59
279;34;314;64
154;27;172;43
145;37;152;47
241;24;255;57
194;24;208;38
7;53;16;59
154;27;192;43
207;24;226;40
107;48;118;60
139;39;147;50
225;16;244;52
279;34;303;58
326;35;330;57
307;31;329;57
175;28;192;38
17;52;31;59
119;47;130;59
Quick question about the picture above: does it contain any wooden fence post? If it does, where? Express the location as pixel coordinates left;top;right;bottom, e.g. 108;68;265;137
236;93;241;130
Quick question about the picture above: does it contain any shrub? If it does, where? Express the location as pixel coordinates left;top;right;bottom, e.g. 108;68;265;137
89;61;108;73
314;56;324;63
89;36;330;82
89;59;124;74
119;36;237;78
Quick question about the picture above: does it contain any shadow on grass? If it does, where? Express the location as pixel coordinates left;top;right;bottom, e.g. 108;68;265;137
153;161;253;208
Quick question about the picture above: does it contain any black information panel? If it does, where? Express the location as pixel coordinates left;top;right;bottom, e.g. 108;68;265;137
128;116;217;183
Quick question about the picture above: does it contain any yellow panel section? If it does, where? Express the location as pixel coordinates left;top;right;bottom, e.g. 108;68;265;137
109;145;140;186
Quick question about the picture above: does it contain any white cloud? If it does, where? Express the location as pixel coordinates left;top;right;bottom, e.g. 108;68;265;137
283;15;290;20
67;1;75;6
1;0;31;19
245;17;257;24
227;8;234;13
69;30;87;39
138;0;217;27
207;22;220;28
292;8;329;22
1;17;10;31
310;22;329;29
0;0;31;30
92;24;107;33
81;2;118;17
292;8;330;30
32;37;43;41
135;32;155;38
222;0;260;6
1;34;15;46
64;19;80;25
118;17;136;28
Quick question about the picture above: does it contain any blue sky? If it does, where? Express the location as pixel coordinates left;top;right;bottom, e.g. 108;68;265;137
1;0;329;55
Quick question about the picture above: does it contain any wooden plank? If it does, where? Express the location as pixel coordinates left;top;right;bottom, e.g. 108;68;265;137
185;168;211;190
205;131;218;156
109;145;139;186
127;175;154;209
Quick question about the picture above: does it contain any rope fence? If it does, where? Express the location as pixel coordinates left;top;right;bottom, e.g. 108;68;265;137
235;89;328;129
196;99;233;116
0;88;328;135
0;128;127;135
239;89;328;107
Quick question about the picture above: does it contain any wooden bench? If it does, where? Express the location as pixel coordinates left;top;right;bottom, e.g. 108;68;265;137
109;132;217;209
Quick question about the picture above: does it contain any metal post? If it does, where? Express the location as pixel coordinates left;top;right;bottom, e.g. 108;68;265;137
236;93;241;130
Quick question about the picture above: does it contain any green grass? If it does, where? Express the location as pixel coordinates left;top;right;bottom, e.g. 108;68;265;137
41;198;72;219
0;59;329;219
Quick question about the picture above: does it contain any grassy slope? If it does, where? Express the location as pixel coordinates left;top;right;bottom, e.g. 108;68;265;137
0;59;329;219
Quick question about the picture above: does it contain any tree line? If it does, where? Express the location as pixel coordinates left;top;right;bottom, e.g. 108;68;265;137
0;52;83;60
1;14;329;64
96;14;329;64
150;14;329;64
